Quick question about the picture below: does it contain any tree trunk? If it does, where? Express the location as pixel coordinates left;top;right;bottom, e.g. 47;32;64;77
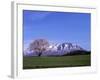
38;52;42;56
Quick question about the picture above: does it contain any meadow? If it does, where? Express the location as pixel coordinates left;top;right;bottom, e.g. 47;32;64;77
23;54;90;69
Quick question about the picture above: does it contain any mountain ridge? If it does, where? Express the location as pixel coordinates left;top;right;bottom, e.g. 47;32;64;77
24;42;88;56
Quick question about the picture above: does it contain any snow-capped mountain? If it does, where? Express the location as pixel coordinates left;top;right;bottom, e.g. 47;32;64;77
48;43;83;51
23;42;85;56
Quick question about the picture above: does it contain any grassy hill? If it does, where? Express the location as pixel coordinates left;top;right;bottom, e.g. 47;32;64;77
23;54;91;69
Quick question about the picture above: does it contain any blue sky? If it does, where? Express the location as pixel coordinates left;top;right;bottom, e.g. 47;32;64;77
23;10;91;50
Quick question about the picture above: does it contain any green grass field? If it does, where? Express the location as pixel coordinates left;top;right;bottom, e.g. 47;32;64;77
23;54;91;69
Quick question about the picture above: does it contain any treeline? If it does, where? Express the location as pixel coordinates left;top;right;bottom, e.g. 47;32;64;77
62;50;91;56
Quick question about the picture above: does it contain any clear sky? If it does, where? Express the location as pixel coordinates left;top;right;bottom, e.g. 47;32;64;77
23;10;91;50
